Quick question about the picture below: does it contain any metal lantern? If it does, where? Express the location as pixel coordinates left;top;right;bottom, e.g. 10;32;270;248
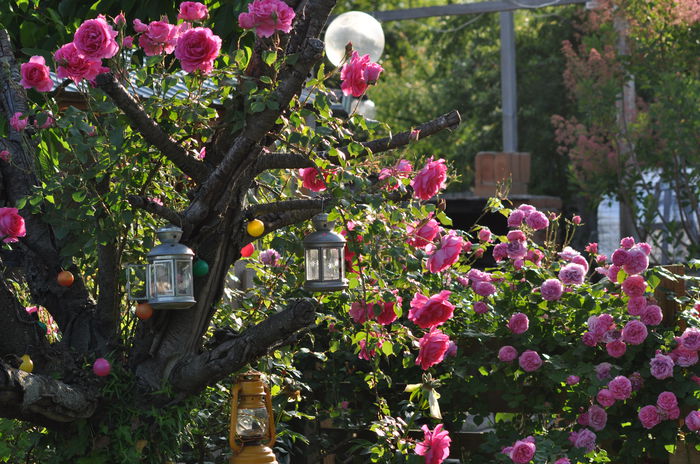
302;213;348;292
126;225;196;309
229;371;278;464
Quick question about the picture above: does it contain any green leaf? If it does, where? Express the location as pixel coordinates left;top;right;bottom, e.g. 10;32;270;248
262;51;277;66
72;191;86;203
436;211;453;226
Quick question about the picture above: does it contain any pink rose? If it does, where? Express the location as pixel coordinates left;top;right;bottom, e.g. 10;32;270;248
73;16;119;59
408;290;454;329
620;236;635;249
571;428;596;451
622;275;646;297
595;362;612;379
298;167;326;192
349;301;375;324
508;312;529;335
509;438;536;464
607;264;621;283
671;346;698;367
608;376;632;400
377;295;401;325
54;42;103;83
122;35;134;48
358;338;375;360
473;301;489;314
339;51;383;97
0;150;10;162
622;320;648;345
138;20;180;56
540;279;563;301
498;345;518;362
588;313;614;336
686;411;700;432
641;305;663;326
518;350;542;372
259;248;281;266
478;227;492;242
114;13;126;27
133;18;149;33
566;375;580;385
473;281;497;297
558;263;585;285
507;209;525;227
650;352;674;379
572;215;581;224
525;211;549;230
411;158;447;201
20;56;53;92
596;389;615;407
627;296;647;316
554;459;571;464
178;1;209;20
638;405;660;429
416;329;451;370
9;112;28;131
611;248;629;266
588;405;607;431
623;246;649;275
606;340;627;358
427;232;463;273
582;331;599;347
0;208;26;243
414;423;451;464
657;392;678;412
175;27;221;73
407;218;440;248
493;242;508;261
680;328;700;351
238;0;296;38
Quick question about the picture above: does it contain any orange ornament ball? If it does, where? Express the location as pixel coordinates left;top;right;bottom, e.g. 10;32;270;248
135;302;154;320
57;270;74;287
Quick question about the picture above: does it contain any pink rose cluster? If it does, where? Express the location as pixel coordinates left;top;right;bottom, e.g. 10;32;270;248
507;204;548;231
349;294;401;326
568;428;596;452
238;0;296;38
638;392;680;429
411;158;448;201
501;436;535;464
414;423;451;464
379;159;413;191
594;376;631;410
0;208;26;243
406;215;440;249
578;404;607;431
464;268;497;298
340;51;384;98
54;15;118;83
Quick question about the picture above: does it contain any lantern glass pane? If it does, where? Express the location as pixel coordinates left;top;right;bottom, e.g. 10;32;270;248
305;249;319;280
323;248;340;280
151;260;174;297
175;260;193;296
236;407;269;440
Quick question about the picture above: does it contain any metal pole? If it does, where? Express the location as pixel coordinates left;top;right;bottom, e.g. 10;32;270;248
500;11;517;152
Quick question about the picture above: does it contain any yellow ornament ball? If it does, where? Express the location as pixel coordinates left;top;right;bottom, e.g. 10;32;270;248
246;219;265;237
19;354;33;373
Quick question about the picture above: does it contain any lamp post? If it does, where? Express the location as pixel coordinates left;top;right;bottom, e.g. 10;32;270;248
229;371;277;464
126;225;196;309
302;213;348;292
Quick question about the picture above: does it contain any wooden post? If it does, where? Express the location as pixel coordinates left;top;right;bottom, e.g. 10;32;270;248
654;264;685;328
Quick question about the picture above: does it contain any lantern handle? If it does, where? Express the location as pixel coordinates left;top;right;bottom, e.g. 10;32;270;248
229;383;243;454
265;384;277;448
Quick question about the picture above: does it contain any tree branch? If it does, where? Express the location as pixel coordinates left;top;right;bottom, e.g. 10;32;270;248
246;198;326;216
169;298;318;394
0;361;96;426
352;110;461;156
95;73;210;183
128;195;184;227
255;152;314;172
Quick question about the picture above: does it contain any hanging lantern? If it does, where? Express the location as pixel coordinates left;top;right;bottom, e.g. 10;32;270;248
126;225;195;309
302;213;348;292
229;371;278;464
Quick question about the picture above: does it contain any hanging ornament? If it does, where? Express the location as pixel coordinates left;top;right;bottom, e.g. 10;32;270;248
57;270;74;287
93;358;111;377
241;243;255;257
193;259;209;277
19;354;33;373
135;302;154;320
246;219;265;237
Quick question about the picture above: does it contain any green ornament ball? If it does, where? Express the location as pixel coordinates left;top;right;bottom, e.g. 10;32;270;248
37;321;47;334
193;259;209;277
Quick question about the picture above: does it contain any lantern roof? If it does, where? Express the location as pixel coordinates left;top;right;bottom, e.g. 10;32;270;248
302;213;346;247
147;225;194;258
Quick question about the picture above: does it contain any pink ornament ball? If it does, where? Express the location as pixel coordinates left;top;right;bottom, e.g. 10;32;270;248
93;357;111;377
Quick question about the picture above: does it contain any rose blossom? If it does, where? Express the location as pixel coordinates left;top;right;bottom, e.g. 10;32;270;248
623;246;649;275
525;211;549;230
622;320;648;345
638;405;660;429
20;56;53;92
588;405;607;431
493;242;508;261
608;376;632;400
498;345;518;362
627;296;647;316
339;51;383;97
474;281;497;297
358;338;375;360
620;236;635;249
178;1;208;20
595;362;612;379
554;459;571;464
642;304;663;326
540;279;563;301
407;218;440;248
596;389;615;407
611;248;628;266
582;331;599;347
508;312;529;335
0;150;9;162
671;345;699;367
478;227;492;242
680;328;700;351
408;290;454;329
175;27;221;73
558;262;585;286
509;437;536;464
571;428;596;452
411;158;447;201
518;350;542;372
349;301;375;324
650;352;675;379
686;411;700;432
657;392;678;412
606;340;627;358
73;16;119;59
566;375;580;385
414;423;451;464
427;232;464;273
508;209;525;227
607;264;622;283
138;20;180;55
589;313;614;336
54;42;103;83
9;112;27;131
445;341;458;357
0;208;26;243
298;167;326;192
506;239;528;259
473;301;489;314
238;0;296;38
377;296;400;325
416;329;451;370
622;275;646;297
259;248;281;266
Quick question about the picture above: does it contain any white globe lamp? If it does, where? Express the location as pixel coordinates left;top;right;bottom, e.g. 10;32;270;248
324;11;385;66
